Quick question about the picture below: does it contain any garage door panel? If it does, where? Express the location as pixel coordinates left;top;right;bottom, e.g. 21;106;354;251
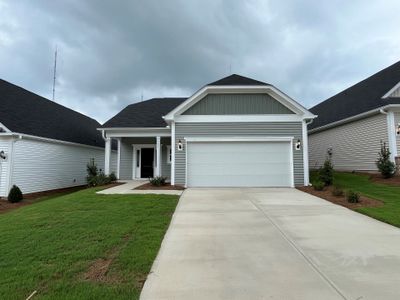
187;141;292;187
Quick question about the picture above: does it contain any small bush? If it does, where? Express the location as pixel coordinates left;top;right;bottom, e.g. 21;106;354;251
109;172;117;182
319;154;334;186
376;142;396;179
331;185;344;197
312;180;325;191
346;190;360;203
87;158;98;177
8;185;23;203
149;176;167;187
87;172;112;187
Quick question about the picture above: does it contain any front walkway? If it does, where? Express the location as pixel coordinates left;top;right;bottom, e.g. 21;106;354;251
97;180;183;195
140;188;400;300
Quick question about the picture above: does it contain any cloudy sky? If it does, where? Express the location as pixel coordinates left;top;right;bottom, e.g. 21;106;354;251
1;0;400;123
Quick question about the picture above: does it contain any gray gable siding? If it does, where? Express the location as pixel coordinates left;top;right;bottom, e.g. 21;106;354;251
174;122;304;186
182;94;295;115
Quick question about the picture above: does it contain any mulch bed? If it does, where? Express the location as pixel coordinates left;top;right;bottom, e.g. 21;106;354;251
135;182;185;190
297;185;383;210
365;173;400;186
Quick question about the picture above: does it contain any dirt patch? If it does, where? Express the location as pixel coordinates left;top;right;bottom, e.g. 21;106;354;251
297;185;383;209
84;247;120;283
135;182;185;190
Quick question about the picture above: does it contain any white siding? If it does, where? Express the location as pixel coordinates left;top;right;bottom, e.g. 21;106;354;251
395;112;400;154
119;141;133;180
9;137;116;195
309;114;388;171
0;137;11;197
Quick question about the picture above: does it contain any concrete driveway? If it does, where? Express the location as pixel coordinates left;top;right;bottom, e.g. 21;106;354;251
140;188;400;300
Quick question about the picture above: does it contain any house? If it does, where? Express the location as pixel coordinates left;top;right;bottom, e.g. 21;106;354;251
308;61;400;172
100;74;316;187
0;79;117;197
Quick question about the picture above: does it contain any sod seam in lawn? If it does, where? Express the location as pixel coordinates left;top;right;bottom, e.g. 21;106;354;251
0;187;179;300
320;172;400;228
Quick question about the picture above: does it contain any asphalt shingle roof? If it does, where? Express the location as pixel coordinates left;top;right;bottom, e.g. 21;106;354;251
0;79;105;148
102;74;273;128
309;61;400;130
102;97;187;128
207;74;270;86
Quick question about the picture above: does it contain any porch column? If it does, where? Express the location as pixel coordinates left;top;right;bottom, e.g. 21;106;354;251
156;136;161;176
387;111;398;162
104;137;111;175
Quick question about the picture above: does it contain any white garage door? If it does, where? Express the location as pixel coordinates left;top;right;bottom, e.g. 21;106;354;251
186;141;293;187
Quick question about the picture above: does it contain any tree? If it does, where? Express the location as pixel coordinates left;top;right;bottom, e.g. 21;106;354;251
376;142;396;178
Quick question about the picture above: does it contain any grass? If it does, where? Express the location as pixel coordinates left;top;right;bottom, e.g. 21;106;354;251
312;171;400;228
0;187;179;300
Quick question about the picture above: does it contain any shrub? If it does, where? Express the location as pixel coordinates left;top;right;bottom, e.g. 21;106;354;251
87;158;98;177
8;185;23;203
312;180;325;191
331;185;344;197
376;142;396;179
109;172;117;182
149;176;167;187
346;190;360;203
319;154;334;186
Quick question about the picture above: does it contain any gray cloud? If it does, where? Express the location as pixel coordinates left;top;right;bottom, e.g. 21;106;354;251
1;0;400;123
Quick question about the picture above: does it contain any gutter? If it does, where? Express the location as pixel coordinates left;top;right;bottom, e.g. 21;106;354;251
309;104;400;134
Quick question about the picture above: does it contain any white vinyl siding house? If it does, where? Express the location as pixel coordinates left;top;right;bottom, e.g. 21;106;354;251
0;79;117;198
309;114;388;171
0;135;117;197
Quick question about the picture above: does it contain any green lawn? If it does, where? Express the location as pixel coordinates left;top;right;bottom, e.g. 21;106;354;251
320;172;400;228
0;187;179;300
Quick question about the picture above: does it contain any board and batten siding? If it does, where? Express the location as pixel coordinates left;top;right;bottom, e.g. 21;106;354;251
9;137;116;195
0;137;11;197
182;94;295;115
309;113;388;171
174;122;304;186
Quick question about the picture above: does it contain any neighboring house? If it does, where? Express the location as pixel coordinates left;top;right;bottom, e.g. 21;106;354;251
0;79;117;197
309;61;400;172
100;74;316;187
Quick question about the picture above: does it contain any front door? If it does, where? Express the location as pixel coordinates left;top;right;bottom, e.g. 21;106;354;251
141;148;154;178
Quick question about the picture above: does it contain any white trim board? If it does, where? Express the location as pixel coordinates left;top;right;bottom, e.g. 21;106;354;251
174;114;306;123
184;136;294;142
382;81;400;98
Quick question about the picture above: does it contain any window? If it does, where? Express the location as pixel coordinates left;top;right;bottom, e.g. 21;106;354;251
136;150;140;167
167;146;172;164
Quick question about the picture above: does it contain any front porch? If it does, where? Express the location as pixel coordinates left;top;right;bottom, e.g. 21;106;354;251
102;128;173;181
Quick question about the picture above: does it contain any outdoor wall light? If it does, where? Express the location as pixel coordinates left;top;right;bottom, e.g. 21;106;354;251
177;140;183;151
295;139;301;150
0;150;6;160
397;123;400;135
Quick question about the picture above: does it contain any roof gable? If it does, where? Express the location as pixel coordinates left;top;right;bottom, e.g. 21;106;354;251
182;93;295;115
207;74;270;86
0;79;104;147
310;61;400;130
